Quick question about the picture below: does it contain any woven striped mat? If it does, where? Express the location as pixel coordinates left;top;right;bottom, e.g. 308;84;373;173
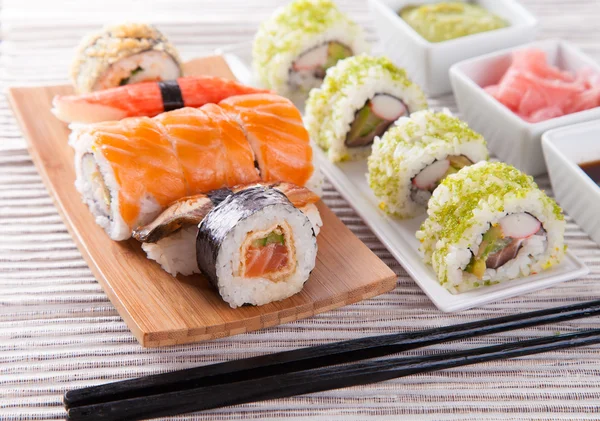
1;0;600;419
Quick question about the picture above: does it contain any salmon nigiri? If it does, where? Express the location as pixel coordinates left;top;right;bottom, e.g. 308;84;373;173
53;75;270;124
155;105;260;194
219;93;315;188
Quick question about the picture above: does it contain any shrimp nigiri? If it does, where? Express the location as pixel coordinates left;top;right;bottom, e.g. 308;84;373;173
52;75;269;124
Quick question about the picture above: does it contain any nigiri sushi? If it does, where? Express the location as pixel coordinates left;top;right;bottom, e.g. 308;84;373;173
52;76;270;124
71;23;182;94
134;182;322;277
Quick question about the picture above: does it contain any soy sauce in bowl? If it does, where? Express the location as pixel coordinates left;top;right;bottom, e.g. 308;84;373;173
580;160;600;185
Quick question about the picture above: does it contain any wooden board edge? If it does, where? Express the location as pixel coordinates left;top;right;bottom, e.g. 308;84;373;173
142;271;398;347
7;87;149;346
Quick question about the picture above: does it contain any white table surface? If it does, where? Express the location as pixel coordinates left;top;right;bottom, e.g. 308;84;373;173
2;1;600;420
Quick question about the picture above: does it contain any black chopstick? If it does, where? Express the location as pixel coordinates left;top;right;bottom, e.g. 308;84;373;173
65;299;600;409
67;328;600;421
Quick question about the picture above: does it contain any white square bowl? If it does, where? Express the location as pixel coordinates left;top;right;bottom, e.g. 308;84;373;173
450;39;600;176
368;0;537;96
542;120;600;246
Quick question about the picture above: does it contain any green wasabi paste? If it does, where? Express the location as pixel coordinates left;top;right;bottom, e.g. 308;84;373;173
399;2;509;43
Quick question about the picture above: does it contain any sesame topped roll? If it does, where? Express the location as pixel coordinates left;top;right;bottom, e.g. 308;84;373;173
71;23;182;93
305;54;427;162
368;110;488;219
416;162;566;294
252;0;369;99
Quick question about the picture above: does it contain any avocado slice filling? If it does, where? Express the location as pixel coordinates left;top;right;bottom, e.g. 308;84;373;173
345;101;395;147
324;42;353;70
119;66;143;86
465;224;512;279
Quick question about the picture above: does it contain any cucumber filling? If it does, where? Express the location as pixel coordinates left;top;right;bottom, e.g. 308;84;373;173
345;94;409;147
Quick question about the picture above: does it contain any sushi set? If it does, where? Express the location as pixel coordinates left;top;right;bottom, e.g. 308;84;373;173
8;0;600;344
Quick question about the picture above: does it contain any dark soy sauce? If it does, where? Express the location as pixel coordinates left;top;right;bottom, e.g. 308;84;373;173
580;159;600;185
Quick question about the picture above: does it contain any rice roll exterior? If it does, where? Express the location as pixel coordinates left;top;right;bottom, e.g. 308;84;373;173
72;117;187;241
252;0;369;98
368;110;488;218
71;23;182;93
305;54;427;162
134;182;322;277
416;162;566;294
196;186;317;308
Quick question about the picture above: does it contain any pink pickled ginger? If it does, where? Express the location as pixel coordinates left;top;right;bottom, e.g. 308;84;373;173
484;48;600;123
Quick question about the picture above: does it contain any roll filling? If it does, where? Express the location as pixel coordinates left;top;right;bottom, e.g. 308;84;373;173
242;223;297;281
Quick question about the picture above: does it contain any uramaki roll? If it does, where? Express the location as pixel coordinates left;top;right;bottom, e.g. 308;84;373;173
71;23;182;93
416;162;566;294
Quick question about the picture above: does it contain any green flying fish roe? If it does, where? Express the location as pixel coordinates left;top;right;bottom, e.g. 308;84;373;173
368;110;488;217
306;54;426;152
417;162;564;269
252;0;363;91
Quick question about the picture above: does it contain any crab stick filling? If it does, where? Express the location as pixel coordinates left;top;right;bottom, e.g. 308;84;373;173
241;223;296;282
466;213;546;279
345;94;409;147
410;155;473;205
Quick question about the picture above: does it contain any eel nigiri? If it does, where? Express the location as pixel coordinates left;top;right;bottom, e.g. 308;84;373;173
52;75;270;124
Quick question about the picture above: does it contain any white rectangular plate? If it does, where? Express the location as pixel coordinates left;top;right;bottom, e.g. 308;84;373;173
218;43;589;312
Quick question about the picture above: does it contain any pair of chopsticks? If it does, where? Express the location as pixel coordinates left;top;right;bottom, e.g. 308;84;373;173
65;299;600;421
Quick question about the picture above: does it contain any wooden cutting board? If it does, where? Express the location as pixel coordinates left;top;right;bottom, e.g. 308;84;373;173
8;55;397;347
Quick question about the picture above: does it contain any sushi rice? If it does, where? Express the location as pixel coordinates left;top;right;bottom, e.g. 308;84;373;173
252;0;369;98
368;109;488;219
71;23;182;93
305;54;428;162
416;162;566;294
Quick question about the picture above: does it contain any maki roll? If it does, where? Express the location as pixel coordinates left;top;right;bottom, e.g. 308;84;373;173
305;54;427;162
252;0;369;98
416;162;566;294
71;23;182;93
196;186;318;308
134;182;322;277
368;110;488;218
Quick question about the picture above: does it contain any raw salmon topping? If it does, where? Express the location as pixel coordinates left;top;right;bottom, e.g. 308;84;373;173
242;225;295;281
